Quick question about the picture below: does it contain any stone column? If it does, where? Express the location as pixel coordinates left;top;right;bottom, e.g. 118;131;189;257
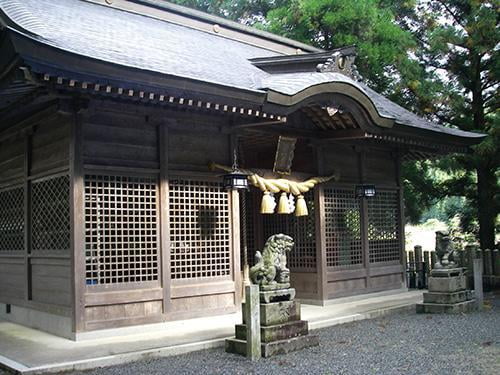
245;284;261;360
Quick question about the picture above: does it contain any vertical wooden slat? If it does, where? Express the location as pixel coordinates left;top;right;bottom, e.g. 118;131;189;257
159;124;171;314
396;154;406;288
358;150;371;288
229;134;242;306
315;185;327;301
23;134;32;301
315;145;327;301
231;189;242;307
70;108;86;333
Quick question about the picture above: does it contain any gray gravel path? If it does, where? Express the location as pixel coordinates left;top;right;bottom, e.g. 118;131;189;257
2;295;499;375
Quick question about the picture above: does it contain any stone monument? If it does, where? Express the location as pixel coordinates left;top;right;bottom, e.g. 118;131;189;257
226;234;319;357
417;231;476;313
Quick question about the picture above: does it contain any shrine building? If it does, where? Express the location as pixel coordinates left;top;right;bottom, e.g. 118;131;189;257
0;0;484;339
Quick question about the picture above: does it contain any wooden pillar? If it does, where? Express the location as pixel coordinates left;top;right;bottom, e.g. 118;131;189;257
70;107;86;333
231;189;242;306
315;145;327;302
229;134;242;306
159;124;171;314
396;154;407;288
358;149;371;288
23;134;32;301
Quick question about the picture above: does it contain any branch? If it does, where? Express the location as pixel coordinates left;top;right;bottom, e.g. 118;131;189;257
436;0;467;32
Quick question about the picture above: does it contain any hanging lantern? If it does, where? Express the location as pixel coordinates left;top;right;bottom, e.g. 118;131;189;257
223;170;249;191
355;184;376;198
295;195;308;217
277;192;290;214
223;149;249;191
261;191;275;214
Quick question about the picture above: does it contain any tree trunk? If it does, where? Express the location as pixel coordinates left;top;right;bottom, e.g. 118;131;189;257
476;166;496;250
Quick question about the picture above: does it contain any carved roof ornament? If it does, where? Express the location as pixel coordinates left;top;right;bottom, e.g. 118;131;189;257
316;51;361;80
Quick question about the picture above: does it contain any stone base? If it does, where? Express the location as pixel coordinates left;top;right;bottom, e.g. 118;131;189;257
260;283;290;291
226;335;319;358
235;320;308;343
228;287;318;358
416;300;476;314
418;269;476;314
423;290;469;304
243;300;301;326
428;275;466;293
259;288;295;303
430;267;465;277
261;334;319;358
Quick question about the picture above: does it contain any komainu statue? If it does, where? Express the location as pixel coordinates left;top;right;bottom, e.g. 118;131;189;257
250;234;294;289
434;230;457;269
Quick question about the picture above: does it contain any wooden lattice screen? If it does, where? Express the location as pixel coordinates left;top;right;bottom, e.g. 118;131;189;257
169;178;231;280
367;190;400;263
0;186;24;252
32;175;70;252
262;191;316;271
84;174;159;285
324;187;363;269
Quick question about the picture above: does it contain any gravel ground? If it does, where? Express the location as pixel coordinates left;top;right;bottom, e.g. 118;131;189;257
2;295;499;375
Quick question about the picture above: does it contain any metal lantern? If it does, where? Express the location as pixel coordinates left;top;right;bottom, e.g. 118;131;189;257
355;184;376;198
223;170;249;190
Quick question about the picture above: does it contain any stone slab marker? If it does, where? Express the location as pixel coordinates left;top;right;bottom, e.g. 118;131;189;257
245;284;261;360
473;258;483;311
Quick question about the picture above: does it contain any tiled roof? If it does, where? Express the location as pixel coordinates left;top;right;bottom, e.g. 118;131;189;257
0;0;484;140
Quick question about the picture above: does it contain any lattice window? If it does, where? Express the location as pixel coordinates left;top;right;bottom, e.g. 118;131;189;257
324;187;363;269
32;175;70;251
368;190;401;263
169;178;231;280
84;175;159;285
262;191;316;271
0;186;24;252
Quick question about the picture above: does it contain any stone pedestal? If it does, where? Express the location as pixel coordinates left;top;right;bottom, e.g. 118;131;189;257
226;288;319;358
417;268;476;314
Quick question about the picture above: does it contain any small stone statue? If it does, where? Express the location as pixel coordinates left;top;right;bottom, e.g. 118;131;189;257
250;234;294;289
434;230;457;269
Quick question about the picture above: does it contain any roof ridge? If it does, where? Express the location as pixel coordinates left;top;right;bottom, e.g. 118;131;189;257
83;0;322;54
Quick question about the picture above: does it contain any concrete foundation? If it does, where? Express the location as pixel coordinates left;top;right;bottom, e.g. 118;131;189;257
0;303;72;339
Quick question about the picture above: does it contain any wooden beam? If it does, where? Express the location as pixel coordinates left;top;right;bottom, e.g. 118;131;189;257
231;119;286;129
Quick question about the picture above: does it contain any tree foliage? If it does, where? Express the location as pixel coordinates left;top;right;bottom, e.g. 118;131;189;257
171;0;499;247
411;0;499;248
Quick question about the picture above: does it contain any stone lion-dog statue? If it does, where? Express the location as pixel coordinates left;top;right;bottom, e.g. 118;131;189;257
250;234;294;289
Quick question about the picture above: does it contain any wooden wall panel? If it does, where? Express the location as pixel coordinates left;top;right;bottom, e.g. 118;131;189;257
82;112;158;169
0;137;24;184
322;144;359;183
291;272;318;299
84;300;163;330
0;257;25;301
31;258;72;307
169;292;235;315
364;150;397;185
30;115;71;175
327;278;367;298
168;130;229;168
369;273;404;289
